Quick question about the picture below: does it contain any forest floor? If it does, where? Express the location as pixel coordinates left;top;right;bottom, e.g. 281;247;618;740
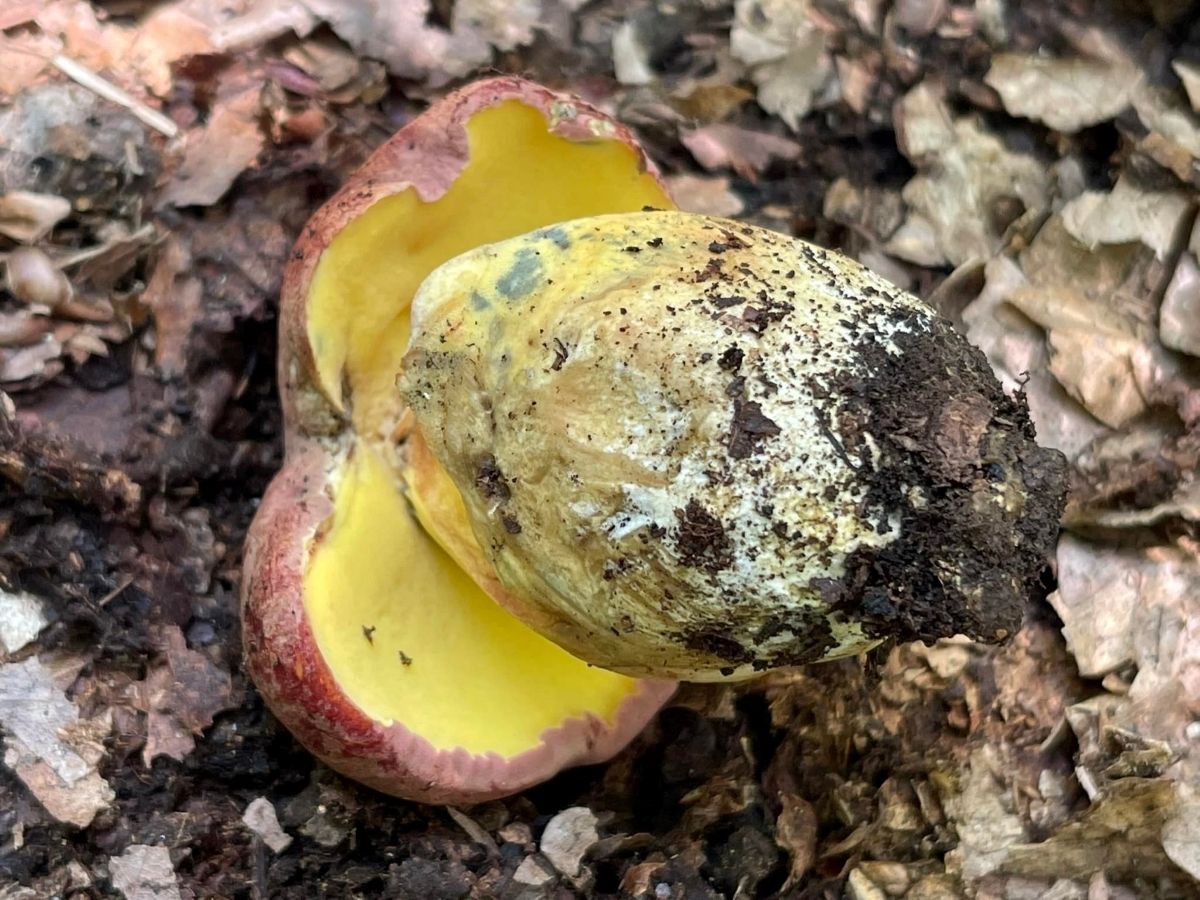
2;0;1200;897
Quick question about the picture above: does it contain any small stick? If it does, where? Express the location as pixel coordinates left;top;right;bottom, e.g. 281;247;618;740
50;54;178;138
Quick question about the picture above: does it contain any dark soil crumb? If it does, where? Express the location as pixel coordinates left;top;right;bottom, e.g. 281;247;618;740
673;499;733;573
814;318;1069;645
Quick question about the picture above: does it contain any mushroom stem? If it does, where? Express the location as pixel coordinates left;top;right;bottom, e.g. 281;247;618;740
401;211;1068;681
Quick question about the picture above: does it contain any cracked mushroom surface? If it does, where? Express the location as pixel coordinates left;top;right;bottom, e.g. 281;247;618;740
401;212;1069;681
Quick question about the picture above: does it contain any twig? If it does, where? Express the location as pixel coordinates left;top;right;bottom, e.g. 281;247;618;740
50;54;178;138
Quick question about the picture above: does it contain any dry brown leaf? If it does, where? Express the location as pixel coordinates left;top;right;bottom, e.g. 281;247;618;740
453;0;543;54
35;0;133;75
681;123;800;180
1133;86;1200;163
1055;533;1200;809
540;806;599;878
942;746;1030;881
242;797;293;853
288;0;531;85
961;258;1109;460
282;33;363;92
999;209;1198;430
0;310;51;348
0;191;72;243
984;54;1143;132
995;779;1181;881
1044;326;1147;429
212;0;317;52
0;655;113;828
159;81;264;208
138;237;200;376
0;587;49;655
1173;60;1200;113
1163;796;1200;882
1;337;63;385
663;174;745;217
1161;244;1200;359
109;844;182;900
0;31;60;97
1052;536;1147;677
612;20;653;86
1060;176;1192;262
887;82;1050;267
134;625;236;766
66;221;157;293
892;0;947;35
125;2;217;98
731;0;836;130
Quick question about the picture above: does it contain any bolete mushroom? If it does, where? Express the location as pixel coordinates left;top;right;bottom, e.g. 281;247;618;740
244;77;1068;803
400;212;1068;680
242;78;677;804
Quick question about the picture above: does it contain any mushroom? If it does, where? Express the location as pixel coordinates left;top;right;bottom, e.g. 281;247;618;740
400;212;1068;681
242;78;677;805
244;77;1068;803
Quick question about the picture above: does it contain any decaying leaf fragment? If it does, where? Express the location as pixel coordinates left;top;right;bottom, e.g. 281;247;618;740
133;625;236;766
985;54;1144;133
109;844;182;900
730;0;836;130
0;655;114;828
886;82;1050;267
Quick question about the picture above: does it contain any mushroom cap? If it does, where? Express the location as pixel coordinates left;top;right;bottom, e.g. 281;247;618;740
243;77;676;803
401;211;1068;681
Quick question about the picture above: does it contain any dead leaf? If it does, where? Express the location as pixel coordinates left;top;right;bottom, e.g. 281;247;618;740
540;806;599;878
892;0;947;35
0;310;51;347
1133;86;1200;163
134;625;236;766
1060;176;1191;262
1161;245;1200;358
1162;796;1200;882
961;257;1110;460
887;82;1050;267
0;655;113;828
612;20;654;86
994;779;1181;881
731;0;836;130
1173;60;1200;113
109;845;182;900
242;797;293;853
942;746;1031;881
1;337;63;385
289;0;515;85
985;54;1143;132
125;3;217;98
0;191;72;243
453;0;543;54
663;174;745;217
65;221;157;294
0;30;60;96
282;34;364;92
0;587;50;655
681;123;800;180
139;236;201;376
514;855;557;888
159;81;265;208
1051;536;1148;678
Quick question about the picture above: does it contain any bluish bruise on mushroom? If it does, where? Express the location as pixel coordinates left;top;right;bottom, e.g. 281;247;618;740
496;248;543;301
532;225;572;249
470;290;491;311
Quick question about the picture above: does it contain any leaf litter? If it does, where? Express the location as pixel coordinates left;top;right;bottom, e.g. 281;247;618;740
0;0;1199;897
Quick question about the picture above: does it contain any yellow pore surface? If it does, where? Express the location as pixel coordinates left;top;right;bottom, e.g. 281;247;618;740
303;101;672;756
